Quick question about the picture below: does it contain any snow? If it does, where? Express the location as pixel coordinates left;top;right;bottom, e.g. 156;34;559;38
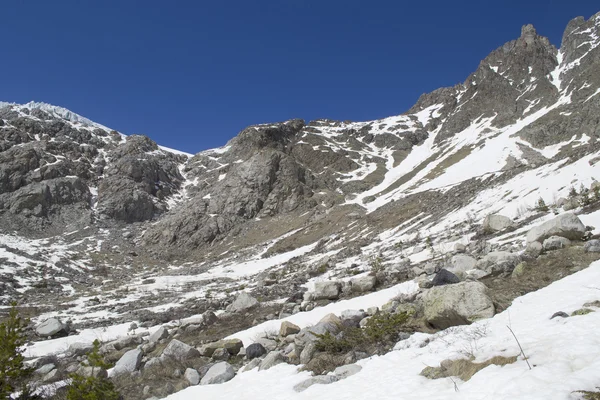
165;260;600;400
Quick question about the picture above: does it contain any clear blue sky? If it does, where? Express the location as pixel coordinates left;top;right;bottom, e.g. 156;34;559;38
1;1;598;153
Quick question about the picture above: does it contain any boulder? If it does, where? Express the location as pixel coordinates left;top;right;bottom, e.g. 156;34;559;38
454;243;466;253
293;375;339;392
67;342;94;356
112;349;143;376
296;313;342;345
254;338;277;351
423;281;495;329
340;309;367;327
200;362;235;385
35;364;55;376
161;339;200;361
448;254;477;277
584;239;600;253
526;213;586;243
311;281;341;300
258;351;285;371
483;214;515;233
212;348;230;361
299;342;317;364
228;292;259;313
184;368;200;385
35;318;68;337
77;366;108;379
431;269;460;286
542;236;571;251
334;364;362;379
148;326;168;343
279;321;301;337
245;343;267;360
524;241;543;258
477;251;520;274
199;339;243;357
241;358;262;372
350;275;377;293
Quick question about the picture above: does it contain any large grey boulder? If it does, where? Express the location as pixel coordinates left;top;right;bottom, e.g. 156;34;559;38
279;321;301;337
448;254;477;277
585;240;600;253
199;339;243;357
477;251;521;274
200;362;235;385
423;281;495;329
526;213;586;243
67;342;95;356
310;281;341;300
228;292;259;313
431;269;460;286
542;236;571;251
184;368;200;385
293;375;339;392
295;313;342;345
350;275;377;293
35;318;68;337
258;351;286;371
148;326;168;343
161;339;200;361
112;349;143;376
483;214;515;233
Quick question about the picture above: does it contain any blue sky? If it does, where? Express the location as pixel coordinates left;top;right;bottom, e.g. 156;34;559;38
1;1;598;153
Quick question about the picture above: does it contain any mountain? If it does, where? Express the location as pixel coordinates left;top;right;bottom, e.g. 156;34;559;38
2;12;600;400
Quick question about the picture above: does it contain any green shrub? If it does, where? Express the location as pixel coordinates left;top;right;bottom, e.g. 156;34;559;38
535;197;549;212
313;312;409;354
575;388;600;399
0;304;38;400
65;340;120;400
593;185;600;202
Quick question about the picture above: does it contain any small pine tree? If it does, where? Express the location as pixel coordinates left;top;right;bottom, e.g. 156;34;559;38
593;185;600;202
65;340;120;400
0;304;38;400
535;197;549;212
568;186;578;199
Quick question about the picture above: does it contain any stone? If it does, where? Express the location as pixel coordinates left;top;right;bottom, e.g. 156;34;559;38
295;314;342;345
35;318;68;337
334;364;362;379
448;254;477;277
113;349;143;376
246;343;267;360
550;311;569;319
258;351;285;371
184;368;200;385
366;306;379;316
424;262;437;275
511;262;527;278
228;292;259;313
543;236;571;251
148;326;168;343
212;348;230;361
42;369;59;383
411;267;425;277
525;241;543;258
311;281;341;300
254;338;277;351
526;212;586;243
359;317;371;328
413;246;425;254
144;357;162;369
299;342;317;364
278;321;301;337
293;375;339;392
477;251;521;274
200;362;235;385
202;310;219;326
161;339;200;361
584;239;600;253
431;269;461;286
483;214;515;232
241;358;262;372
67;342;95;356
350;275;377;293
340;309;367;327
423;281;495;329
77;366;108;379
35;364;55;375
200;339;243;357
454;243;466;253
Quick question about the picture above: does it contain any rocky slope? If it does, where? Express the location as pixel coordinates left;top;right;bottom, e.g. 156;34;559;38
2;11;600;399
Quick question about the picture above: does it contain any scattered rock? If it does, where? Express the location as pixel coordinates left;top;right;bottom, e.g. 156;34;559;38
259;351;285;371
200;362;235;385
299;342;317;365
212;348;230;361
67;342;94;356
113;349;143;376
542;236;571;251
477;251;520;274
311;281;341;300
246;343;267;360
524;241;543;258
448;254;477;277
423;281;495;329
184;368;200;385
350;275;377;293
431;269;460;286
550;311;569;319
511;262;527;278
483;214;515;233
35;364;55;376
526;213;586;243
161;339;200;361
280;321;301;337
200;339;243;357
228;292;259;313
35;318;68;337
148;326;168;343
584;239;600;253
